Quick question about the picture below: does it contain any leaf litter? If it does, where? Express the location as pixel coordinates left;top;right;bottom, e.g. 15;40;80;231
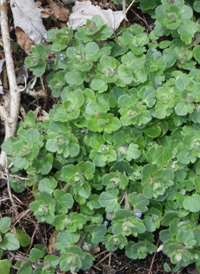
68;0;126;30
10;0;47;51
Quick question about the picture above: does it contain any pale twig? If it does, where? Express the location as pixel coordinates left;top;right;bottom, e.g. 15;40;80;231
96;251;112;266
27;223;39;253
108;252;112;266
5;166;16;207
122;0;126;13
0;105;10;139
148;239;160;274
13;209;31;227
24;89;46;98
1;0;20;129
0;105;11;164
92;265;101;271
20;105;27;118
124;0;136;14
0;0;21;166
94;250;110;258
40;76;46;93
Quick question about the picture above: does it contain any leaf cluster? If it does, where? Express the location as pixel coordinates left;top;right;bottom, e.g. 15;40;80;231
3;2;200;273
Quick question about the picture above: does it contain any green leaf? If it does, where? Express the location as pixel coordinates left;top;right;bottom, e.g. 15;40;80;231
183;194;200;212
50;102;80;122
163;263;172;273
17;262;33;274
16;229;31;247
0;259;12;274
56;231;80;251
104;234;128;251
0;233;20;251
178;20;197;45
44;255;59;268
143;124;161;138
84;225;107;245
38;177;57;194
128;193;149;212
194;0;200;12
90;79;108;93
81;252;94;271
0;217;11;233
126;143;141;161
34;153;53;175
99;192;120;212
126;240;156;260
102;172;128;190
193;45;200;64
140;0;157;10
1;137;15;154
54;190;74;214
10;177;26;193
75;182;91;199
118;64;133;84
175;102;193;116
138;87;156;107
177;230;196;248
180;5;193;20
65;71;85;86
46;139;58;152
162;211;178;226
59;246;83;271
25;45;47;77
29;244;46;263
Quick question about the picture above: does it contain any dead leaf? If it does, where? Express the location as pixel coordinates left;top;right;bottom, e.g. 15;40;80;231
36;0;48;5
92;245;100;255
27;77;38;90
0;1;8;14
40;8;52;19
0;178;6;188
16;65;29;85
61;0;76;5
15;27;34;52
68;0;126;30
48;230;58;253
48;0;70;22
102;265;116;274
10;0;47;45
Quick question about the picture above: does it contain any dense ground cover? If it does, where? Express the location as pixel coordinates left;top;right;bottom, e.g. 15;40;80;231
2;0;200;273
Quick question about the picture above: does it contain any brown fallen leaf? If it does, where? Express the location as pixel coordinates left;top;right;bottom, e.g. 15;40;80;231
10;0;47;45
36;0;48;5
40;7;52;19
0;1;8;14
48;230;58;253
48;0;70;22
15;27;34;52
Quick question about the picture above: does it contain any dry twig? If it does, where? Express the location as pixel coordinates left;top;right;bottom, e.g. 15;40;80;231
124;0;135;14
148;239;160;274
0;0;21;166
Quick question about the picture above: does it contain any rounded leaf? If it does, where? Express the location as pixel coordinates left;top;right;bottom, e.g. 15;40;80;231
183;194;200;212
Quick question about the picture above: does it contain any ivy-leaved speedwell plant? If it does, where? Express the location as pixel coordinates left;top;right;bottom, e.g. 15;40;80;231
3;0;200;272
